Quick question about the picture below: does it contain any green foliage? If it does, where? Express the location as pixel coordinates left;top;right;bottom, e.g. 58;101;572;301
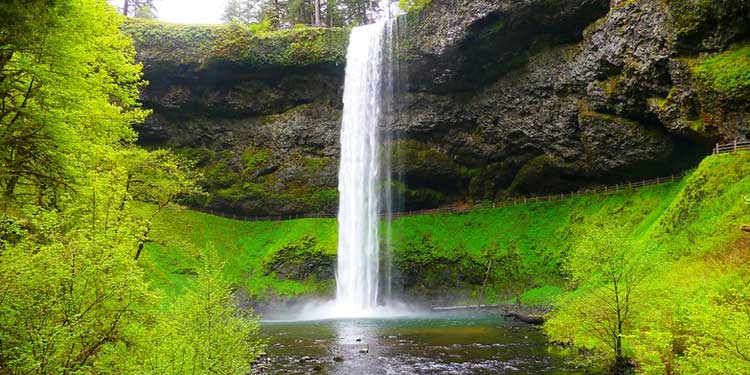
666;0;750;46
547;152;750;373
262;235;334;280
223;0;261;25
136;203;337;299
138;151;750;373
396;234;484;291
121;147;205;208
122;18;349;68
0;0;148;199
182;145;338;215
398;0;431;12
519;285;565;305
0;2;261;373
677;272;750;374
241;147;272;175
134;5;157;19
564;226;654;367
122;0;156;17
390;181;682;302
137;254;266;375
491;242;535;305
692;43;750;101
0;166;154;373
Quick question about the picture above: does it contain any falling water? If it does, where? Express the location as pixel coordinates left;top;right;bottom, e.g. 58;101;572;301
335;20;390;315
283;16;409;321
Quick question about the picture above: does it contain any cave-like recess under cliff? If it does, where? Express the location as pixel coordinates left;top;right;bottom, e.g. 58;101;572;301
128;0;750;216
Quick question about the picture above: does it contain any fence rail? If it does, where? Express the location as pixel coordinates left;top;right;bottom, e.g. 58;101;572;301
193;172;689;222
714;140;750;154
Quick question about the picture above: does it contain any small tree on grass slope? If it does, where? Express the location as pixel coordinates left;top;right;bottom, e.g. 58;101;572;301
138;252;266;374
565;226;653;372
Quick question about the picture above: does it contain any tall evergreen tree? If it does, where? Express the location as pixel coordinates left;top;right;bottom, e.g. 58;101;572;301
122;0;156;16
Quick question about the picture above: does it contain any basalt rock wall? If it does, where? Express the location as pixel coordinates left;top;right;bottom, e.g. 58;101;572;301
131;0;750;214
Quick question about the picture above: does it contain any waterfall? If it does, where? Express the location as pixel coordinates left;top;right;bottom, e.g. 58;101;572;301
335;19;395;315
288;17;410;321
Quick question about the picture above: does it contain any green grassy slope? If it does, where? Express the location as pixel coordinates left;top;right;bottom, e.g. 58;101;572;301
138;152;748;301
389;181;684;301
133;204;337;300
546;152;750;373
137;153;737;303
138;152;750;371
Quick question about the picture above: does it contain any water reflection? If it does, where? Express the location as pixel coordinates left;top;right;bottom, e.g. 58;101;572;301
259;312;591;375
331;319;384;375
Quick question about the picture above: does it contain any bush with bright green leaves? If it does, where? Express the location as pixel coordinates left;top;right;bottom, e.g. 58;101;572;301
136;254;266;375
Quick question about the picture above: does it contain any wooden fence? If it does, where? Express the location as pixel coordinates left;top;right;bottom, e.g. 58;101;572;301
714;140;750;154
194;172;688;222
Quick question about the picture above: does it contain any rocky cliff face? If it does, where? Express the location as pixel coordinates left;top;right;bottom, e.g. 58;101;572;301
130;0;750;214
128;20;348;215
394;0;749;202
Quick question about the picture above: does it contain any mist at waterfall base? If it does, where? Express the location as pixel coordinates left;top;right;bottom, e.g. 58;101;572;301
264;19;417;321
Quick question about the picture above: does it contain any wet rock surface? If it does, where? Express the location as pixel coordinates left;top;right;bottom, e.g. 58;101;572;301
134;0;749;215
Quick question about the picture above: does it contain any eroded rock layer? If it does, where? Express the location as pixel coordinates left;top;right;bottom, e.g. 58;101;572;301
131;0;750;215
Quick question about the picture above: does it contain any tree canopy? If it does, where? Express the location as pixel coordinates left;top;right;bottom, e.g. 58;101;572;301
221;0;381;28
0;1;264;373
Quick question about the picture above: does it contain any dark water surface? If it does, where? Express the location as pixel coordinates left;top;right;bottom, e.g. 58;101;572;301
259;311;589;374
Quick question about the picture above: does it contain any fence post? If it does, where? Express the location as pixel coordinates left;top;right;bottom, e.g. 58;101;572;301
734;139;738;153
642;180;646;187
714;143;718;154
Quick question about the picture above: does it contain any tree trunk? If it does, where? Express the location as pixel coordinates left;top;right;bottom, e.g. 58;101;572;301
314;0;321;26
134;224;150;260
4;176;18;198
478;259;493;305
503;312;545;325
273;0;280;28
613;278;625;369
123;0;129;16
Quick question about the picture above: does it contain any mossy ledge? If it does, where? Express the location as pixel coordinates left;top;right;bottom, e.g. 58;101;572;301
122;19;349;72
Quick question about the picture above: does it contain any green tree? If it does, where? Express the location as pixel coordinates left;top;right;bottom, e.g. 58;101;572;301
0;1;218;373
115;148;204;260
122;0;156;17
678;273;750;374
134;5;157;19
0;0;147;201
138;253;266;374
222;0;258;25
561;226;653;371
0;168;154;373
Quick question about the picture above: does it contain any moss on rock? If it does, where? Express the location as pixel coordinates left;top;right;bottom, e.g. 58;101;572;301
262;235;335;281
665;0;749;51
691;43;750;102
122;18;349;71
